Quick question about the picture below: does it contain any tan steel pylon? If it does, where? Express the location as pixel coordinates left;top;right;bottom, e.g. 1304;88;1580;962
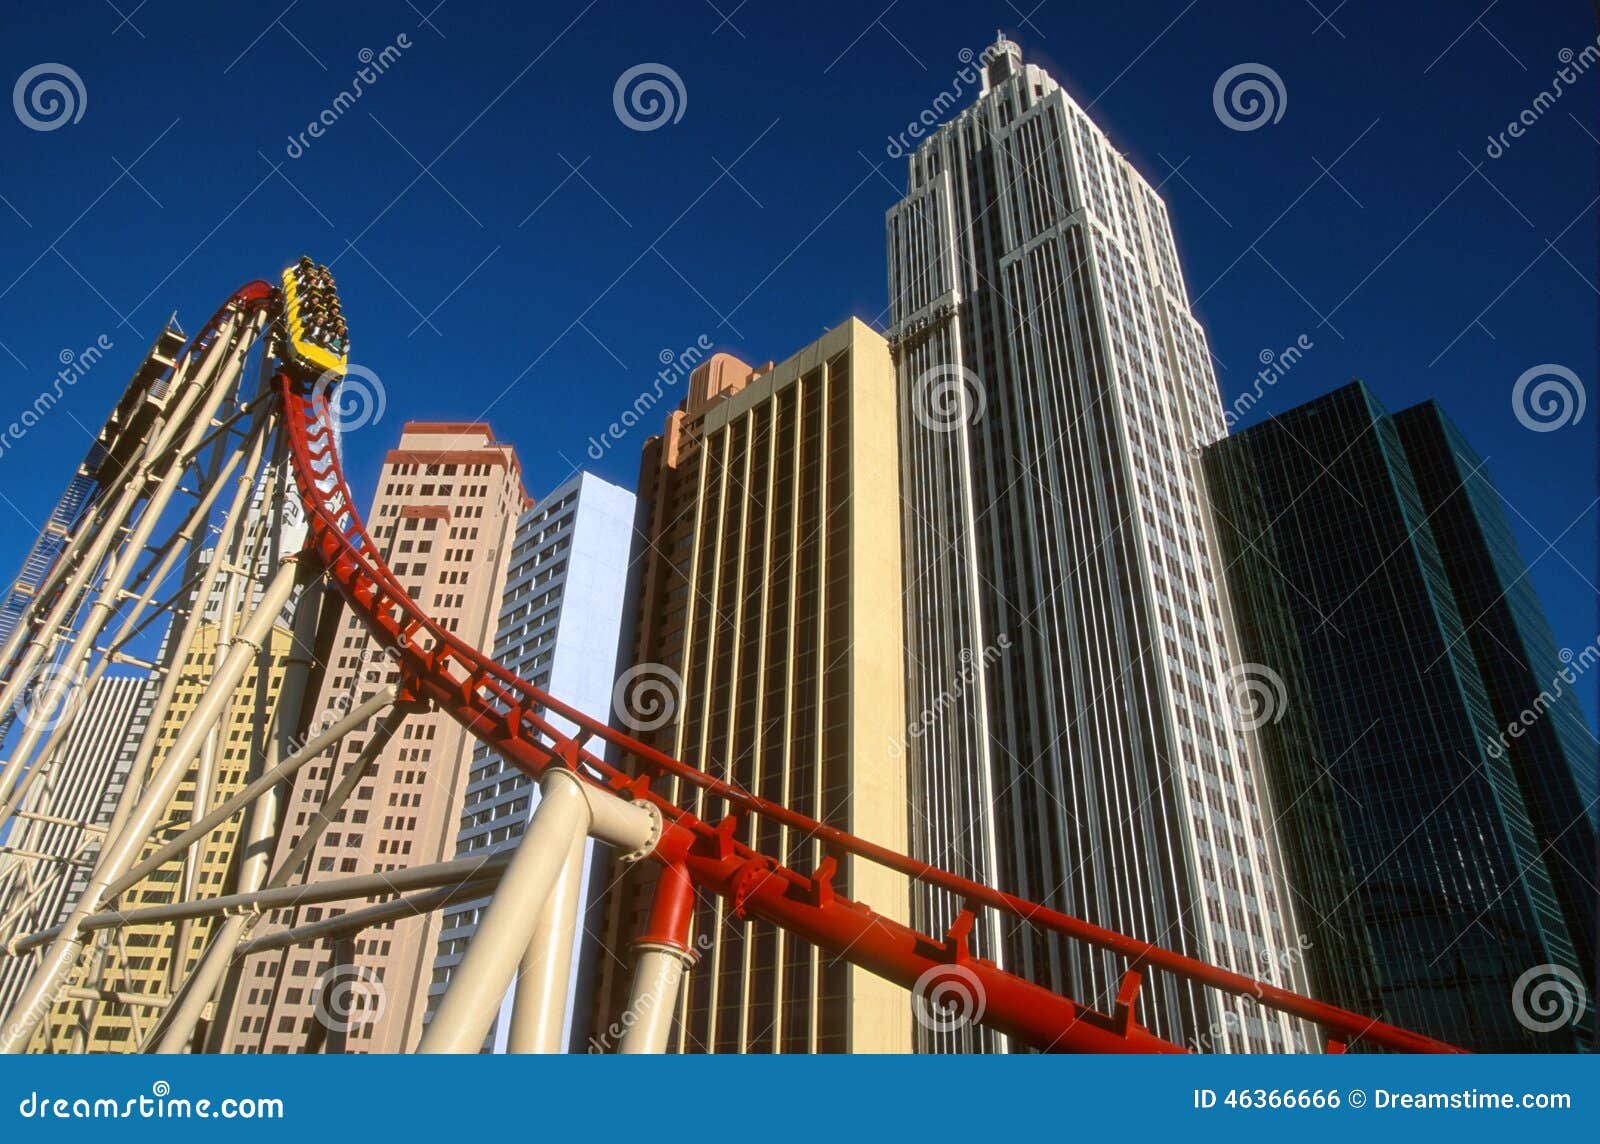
0;314;253;791
0;556;301;1051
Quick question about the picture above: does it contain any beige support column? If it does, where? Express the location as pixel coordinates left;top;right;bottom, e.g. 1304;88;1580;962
418;771;592;1054
420;771;657;1054
506;831;586;1053
615;946;693;1054
0;316;254;802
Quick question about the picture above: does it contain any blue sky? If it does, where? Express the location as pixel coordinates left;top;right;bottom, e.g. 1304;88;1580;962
0;1;1594;719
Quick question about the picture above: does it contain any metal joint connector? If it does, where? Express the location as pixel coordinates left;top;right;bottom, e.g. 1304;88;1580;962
612;799;662;865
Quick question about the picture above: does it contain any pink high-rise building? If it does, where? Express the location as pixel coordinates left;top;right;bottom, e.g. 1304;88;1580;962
222;422;526;1053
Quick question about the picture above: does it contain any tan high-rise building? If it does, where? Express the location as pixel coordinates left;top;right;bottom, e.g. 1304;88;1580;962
223;422;525;1054
30;622;295;1053
593;319;911;1053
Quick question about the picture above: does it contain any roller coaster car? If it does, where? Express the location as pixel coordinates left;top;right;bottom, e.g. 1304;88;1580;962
279;256;349;380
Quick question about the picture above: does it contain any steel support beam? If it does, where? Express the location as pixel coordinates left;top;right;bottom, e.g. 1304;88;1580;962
12;850;514;954
100;686;397;905
264;702;409;891
62;986;170;1009
419;770;656;1053
0;315;258;807
506;830;585;1053
154;687;403;1053
617;859;696;1054
232;877;504;959
0;554;298;1052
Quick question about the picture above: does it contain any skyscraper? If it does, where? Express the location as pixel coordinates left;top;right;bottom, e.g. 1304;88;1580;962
0;674;150;1023
224;422;526;1054
887;36;1311;1052
22;469;302;1054
28;626;295;1053
1393;402;1597;996
592;320;912;1052
1205;381;1591;1051
424;470;638;1052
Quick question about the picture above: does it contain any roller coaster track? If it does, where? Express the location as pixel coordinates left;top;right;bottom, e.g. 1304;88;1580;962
254;280;1461;1055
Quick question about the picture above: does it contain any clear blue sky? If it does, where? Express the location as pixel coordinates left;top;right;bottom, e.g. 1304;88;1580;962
0;1;1594;720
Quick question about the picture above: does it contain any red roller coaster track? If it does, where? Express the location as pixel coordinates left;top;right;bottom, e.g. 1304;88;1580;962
236;280;1459;1055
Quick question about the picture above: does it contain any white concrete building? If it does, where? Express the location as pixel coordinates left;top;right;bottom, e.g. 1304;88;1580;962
425;470;638;1052
887;36;1311;1052
0;674;152;1019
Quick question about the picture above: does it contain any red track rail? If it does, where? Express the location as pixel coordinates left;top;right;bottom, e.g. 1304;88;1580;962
270;293;1462;1054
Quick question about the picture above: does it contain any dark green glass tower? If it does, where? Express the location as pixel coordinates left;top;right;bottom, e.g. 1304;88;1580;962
1204;382;1593;1052
1393;402;1597;992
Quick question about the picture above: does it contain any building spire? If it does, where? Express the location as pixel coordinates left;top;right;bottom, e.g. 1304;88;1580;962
983;31;1023;92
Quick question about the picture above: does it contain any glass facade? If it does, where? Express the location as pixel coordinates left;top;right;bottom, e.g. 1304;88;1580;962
1393;402;1597;1002
592;322;910;1053
1205;382;1590;1051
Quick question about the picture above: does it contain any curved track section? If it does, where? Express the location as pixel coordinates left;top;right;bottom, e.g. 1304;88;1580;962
274;300;1459;1054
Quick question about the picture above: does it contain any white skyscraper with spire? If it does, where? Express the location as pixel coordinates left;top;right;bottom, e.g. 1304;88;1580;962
888;36;1311;1052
